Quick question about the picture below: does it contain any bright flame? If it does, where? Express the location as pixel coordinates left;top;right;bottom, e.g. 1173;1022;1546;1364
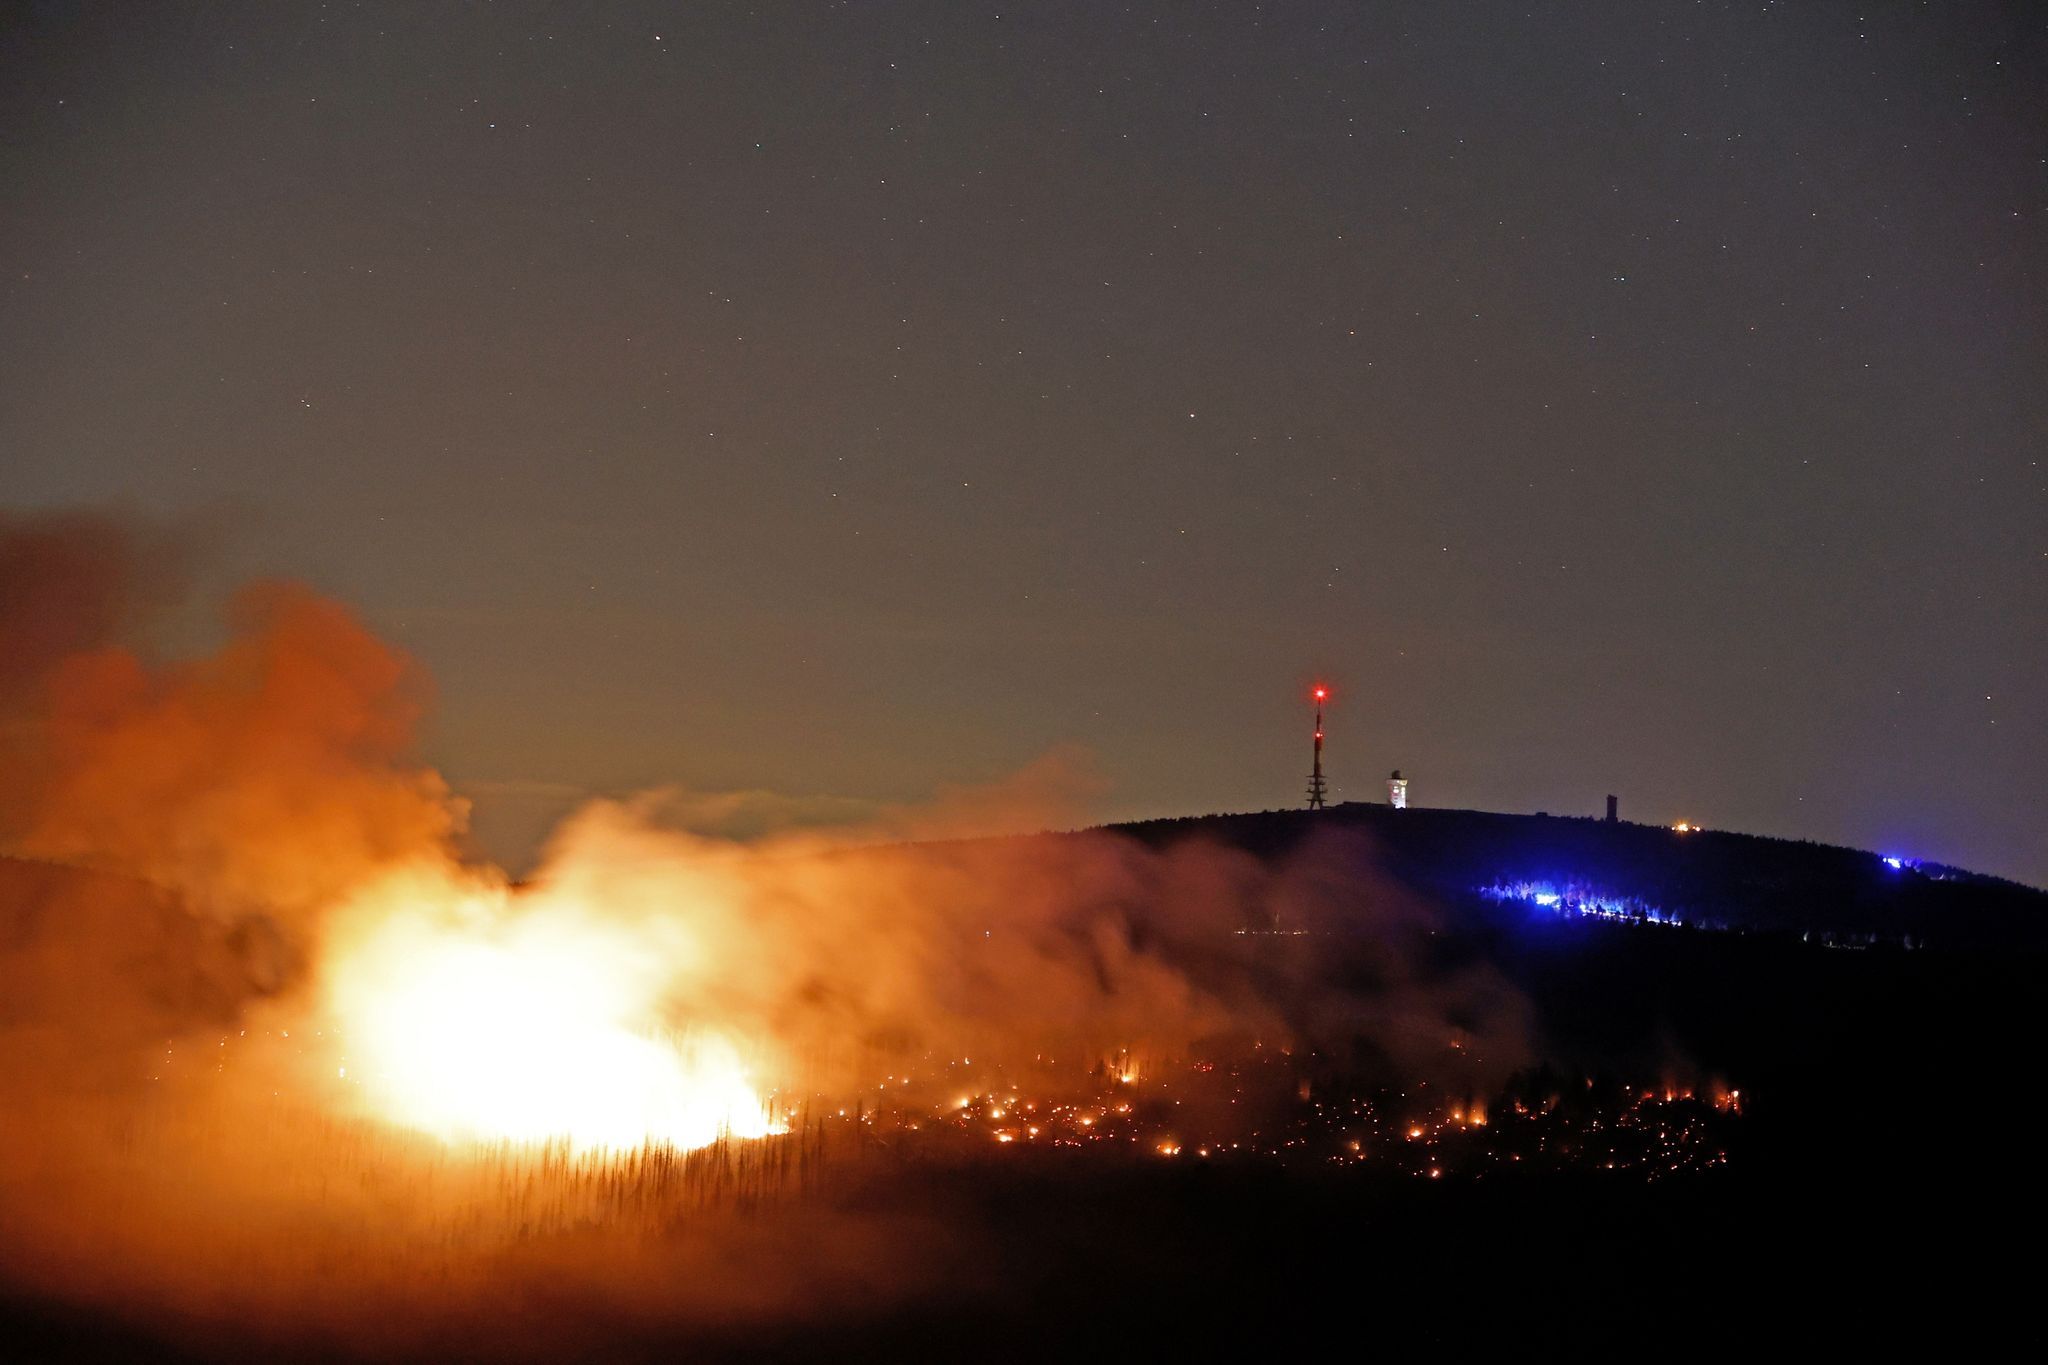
321;868;778;1153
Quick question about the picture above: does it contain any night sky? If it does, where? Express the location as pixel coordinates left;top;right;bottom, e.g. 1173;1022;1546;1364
2;1;2042;884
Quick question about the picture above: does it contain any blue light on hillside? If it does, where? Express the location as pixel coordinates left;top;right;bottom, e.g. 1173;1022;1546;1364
1480;879;1685;928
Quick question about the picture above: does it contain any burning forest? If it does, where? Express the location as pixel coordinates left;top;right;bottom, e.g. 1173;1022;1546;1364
1;509;2030;1360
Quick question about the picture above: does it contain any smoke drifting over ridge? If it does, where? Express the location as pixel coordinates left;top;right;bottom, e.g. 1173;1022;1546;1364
0;508;1532;1344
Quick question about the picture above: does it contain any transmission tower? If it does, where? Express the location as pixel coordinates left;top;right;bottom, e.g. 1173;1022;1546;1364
1307;685;1330;810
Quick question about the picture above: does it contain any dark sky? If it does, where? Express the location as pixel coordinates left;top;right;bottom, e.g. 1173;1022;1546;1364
2;1;2042;883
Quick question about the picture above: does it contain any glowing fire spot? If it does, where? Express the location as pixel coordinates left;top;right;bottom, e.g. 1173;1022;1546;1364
322;874;778;1153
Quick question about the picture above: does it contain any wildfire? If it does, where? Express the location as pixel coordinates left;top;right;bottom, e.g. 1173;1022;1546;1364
319;868;779;1153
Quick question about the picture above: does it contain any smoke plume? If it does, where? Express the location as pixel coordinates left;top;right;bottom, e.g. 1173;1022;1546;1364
0;507;1532;1355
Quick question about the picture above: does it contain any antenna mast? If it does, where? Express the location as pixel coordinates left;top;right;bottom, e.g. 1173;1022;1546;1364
1307;686;1329;810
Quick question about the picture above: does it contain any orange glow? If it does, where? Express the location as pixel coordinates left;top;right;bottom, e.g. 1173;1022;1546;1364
321;867;779;1154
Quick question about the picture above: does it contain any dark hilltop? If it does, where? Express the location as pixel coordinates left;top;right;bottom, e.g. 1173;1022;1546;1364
1112;800;2047;948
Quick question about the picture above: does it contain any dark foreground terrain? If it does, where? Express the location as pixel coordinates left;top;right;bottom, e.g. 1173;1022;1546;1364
4;1161;2033;1360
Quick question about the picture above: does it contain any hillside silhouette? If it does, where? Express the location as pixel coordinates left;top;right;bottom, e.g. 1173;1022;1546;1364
1107;801;2047;948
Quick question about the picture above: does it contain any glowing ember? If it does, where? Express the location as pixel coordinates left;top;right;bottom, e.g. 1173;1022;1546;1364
321;870;778;1153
